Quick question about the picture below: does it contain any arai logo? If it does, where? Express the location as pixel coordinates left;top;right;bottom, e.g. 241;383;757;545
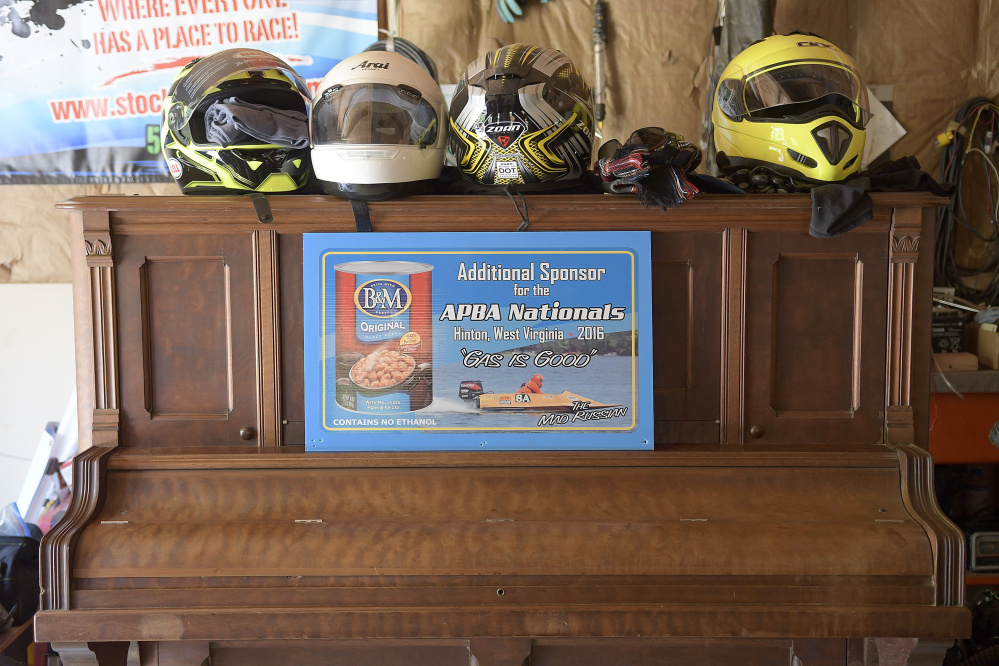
351;60;390;71
485;120;526;148
354;279;412;318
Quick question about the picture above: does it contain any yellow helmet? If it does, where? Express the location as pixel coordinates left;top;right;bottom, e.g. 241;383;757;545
711;33;871;183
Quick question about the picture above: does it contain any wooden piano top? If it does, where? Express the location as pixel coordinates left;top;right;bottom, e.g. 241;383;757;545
54;191;945;233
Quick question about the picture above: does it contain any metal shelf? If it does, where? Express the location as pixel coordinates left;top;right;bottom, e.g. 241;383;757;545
929;370;999;464
933;369;999;394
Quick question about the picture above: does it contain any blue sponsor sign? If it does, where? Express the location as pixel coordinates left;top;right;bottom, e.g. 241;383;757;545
0;0;376;183
303;231;654;451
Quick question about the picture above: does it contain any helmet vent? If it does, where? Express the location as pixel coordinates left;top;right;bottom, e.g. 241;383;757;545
811;122;852;164
787;149;817;168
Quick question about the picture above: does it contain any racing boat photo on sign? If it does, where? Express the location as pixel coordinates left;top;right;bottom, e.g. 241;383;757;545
459;376;623;413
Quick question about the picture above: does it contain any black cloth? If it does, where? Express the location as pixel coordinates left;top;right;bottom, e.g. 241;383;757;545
688;172;745;195
204;97;309;148
809;176;872;238
0;536;39;625
866;155;955;196
808;157;955;238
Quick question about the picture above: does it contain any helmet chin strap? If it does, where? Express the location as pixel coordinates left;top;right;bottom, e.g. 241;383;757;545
350;200;373;232
503;188;530;231
248;193;273;224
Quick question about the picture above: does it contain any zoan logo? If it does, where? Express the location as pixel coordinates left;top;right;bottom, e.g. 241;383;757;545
484;120;527;148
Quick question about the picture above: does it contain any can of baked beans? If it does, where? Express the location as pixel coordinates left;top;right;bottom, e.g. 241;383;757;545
334;261;433;413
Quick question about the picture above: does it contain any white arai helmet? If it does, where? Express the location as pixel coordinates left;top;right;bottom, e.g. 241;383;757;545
311;51;448;200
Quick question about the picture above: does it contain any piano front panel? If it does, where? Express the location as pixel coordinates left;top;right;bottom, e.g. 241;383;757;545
743;226;890;445
650;231;724;445
115;230;259;447
140;256;232;419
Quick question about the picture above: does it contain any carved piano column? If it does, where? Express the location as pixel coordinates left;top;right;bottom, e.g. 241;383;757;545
252;228;282;446
73;209;121;450
884;207;921;444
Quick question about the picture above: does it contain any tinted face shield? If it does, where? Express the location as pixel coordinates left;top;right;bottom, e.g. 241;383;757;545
717;61;871;129
481;75;524;120
312;83;439;146
168;49;310;132
466;61;549;118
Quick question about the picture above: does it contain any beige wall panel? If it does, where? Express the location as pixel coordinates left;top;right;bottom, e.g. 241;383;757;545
777;0;983;173
976;2;999;102
0;183;174;283
588;1;716;148
400;0;716;156
853;1;978;172
775;0;855;55
397;0;485;84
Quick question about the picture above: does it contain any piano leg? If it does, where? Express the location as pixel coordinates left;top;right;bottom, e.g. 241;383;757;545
905;639;956;666
848;638;943;666
125;641;140;666
50;642;99;665
874;638;921;666
468;637;533;666
153;641;211;666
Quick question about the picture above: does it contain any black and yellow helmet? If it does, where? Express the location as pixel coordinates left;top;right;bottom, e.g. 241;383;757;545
711;33;871;183
161;49;313;194
448;43;594;190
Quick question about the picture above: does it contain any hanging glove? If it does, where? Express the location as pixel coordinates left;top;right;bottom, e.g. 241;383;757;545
496;0;550;24
594;127;703;210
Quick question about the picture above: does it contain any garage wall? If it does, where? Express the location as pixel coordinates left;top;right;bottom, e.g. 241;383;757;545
0;283;76;507
2;0;998;284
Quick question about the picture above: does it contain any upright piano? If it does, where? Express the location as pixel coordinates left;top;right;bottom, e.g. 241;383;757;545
38;193;968;665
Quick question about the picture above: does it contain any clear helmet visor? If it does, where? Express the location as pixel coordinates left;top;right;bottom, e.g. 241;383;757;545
167;49;310;131
312;83;439;147
718;61;871;128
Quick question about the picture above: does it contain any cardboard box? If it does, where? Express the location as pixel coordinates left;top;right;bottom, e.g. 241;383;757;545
973;322;999;370
934;352;980;372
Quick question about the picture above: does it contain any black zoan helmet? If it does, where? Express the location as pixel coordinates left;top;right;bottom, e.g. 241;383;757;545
449;43;594;190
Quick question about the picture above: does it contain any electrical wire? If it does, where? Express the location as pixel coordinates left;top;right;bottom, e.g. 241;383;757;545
935;97;999;305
